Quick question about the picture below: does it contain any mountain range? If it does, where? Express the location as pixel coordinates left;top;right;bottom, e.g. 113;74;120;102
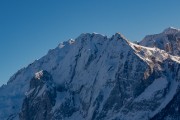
0;27;180;120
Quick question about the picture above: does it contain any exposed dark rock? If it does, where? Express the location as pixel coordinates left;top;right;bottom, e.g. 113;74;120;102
19;70;56;120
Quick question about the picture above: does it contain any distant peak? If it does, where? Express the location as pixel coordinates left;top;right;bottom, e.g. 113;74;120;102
162;27;180;34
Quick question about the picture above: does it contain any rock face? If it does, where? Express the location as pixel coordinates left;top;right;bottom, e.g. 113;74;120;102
19;70;56;120
0;28;180;120
151;86;180;120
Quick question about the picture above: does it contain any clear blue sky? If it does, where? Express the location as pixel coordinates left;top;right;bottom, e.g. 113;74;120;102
0;0;180;85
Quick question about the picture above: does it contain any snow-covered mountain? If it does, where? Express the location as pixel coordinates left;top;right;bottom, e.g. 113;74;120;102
140;27;180;56
0;28;180;120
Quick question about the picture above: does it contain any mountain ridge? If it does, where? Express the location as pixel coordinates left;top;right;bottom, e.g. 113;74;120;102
0;28;180;120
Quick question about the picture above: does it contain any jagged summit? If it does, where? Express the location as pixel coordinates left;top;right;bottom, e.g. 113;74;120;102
57;32;129;52
140;27;180;56
113;32;128;41
162;27;180;34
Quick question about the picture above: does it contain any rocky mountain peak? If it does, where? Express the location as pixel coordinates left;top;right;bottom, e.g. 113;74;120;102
140;27;180;56
114;32;126;39
162;27;180;34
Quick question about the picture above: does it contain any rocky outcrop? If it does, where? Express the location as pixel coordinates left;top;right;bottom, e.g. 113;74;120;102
19;70;56;120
